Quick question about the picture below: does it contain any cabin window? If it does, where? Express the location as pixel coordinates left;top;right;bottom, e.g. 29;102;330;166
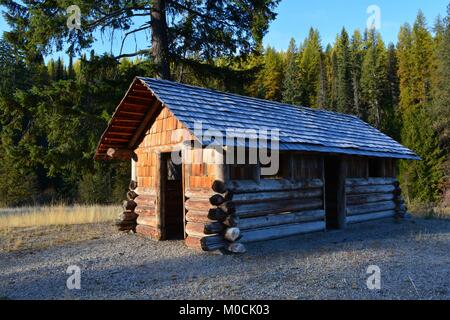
369;158;384;177
261;153;290;179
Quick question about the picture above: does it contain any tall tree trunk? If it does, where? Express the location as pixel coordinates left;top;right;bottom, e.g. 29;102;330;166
151;0;171;80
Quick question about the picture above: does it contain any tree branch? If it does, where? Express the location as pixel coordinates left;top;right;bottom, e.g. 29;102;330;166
114;49;151;60
86;6;150;30
119;24;151;57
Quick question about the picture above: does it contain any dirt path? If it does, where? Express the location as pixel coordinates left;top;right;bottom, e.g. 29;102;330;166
0;218;449;300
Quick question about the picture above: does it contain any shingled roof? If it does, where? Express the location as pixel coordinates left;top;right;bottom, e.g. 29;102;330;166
95;77;419;160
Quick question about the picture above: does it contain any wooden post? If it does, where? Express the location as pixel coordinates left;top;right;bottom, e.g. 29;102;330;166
253;164;261;183
337;157;348;229
181;146;187;240
320;156;326;228
156;152;165;240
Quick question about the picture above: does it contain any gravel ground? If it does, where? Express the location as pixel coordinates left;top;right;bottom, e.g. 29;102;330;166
0;218;449;300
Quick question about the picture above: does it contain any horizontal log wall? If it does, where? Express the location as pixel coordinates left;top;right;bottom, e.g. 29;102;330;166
345;178;398;224
229;179;325;247
135;191;160;239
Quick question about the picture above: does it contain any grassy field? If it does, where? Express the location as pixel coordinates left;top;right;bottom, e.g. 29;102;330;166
0;205;121;252
0;204;120;229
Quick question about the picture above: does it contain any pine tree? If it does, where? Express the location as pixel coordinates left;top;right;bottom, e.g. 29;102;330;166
350;30;364;117
282;38;300;104
325;44;339;111
55;57;65;80
397;24;414;110
431;5;450;205
298;28;323;108
385;43;400;139
398;12;443;204
335;28;353;114
361;29;388;129
68;53;75;80
262;46;284;101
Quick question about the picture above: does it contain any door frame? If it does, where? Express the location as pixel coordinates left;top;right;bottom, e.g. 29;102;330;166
157;150;186;241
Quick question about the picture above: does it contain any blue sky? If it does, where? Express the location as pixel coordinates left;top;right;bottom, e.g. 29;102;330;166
0;0;448;60
266;0;448;49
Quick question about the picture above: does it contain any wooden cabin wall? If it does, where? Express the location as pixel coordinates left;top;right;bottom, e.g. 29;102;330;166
184;147;228;251
345;157;400;224
198;153;327;251
134;107;193;240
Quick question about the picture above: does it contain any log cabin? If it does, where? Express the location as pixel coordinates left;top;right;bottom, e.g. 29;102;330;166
95;77;420;253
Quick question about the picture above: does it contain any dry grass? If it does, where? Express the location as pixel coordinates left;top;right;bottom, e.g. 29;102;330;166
408;202;450;220
0;205;122;252
0;204;121;230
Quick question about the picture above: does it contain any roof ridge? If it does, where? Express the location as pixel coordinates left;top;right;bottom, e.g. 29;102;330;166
137;77;361;121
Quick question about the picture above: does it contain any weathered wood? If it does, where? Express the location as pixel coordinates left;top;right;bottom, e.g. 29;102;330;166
346;184;396;195
185;199;236;214
224;228;241;242
186;222;226;238
136;215;156;226
129;180;138;191
122;200;138;212
185;190;215;200
136;224;161;240
209;194;226;206
128;99;159;148
347;193;394;205
240;221;326;243
345;178;397;187
156;152;164;239
239;210;325;230
107;148;137;161
135;194;157;206
185;198;212;211
235;198;323;218
204;222;227;235
185;210;214;224
346;200;396;216
231;188;323;205
218;202;236;215
223;215;240;228
227;243;246;254
226;179;323;193
200;235;228;251
346;210;396;224
186;222;208;237
337;159;348;229
120;211;139;222
117;220;137;232
212;180;227;194
135;206;156;217
185;236;203;250
208;208;228;222
127;191;139;200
